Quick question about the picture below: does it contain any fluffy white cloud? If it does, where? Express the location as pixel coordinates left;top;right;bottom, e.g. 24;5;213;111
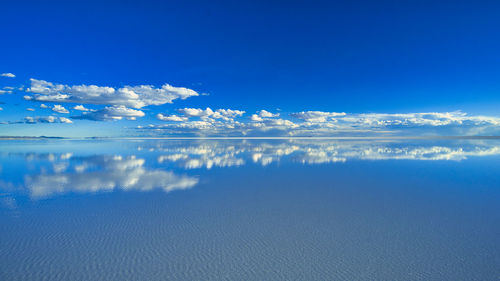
52;104;69;114
0;116;74;125
25;78;200;108
250;110;280;122
40;104;49;109
291;111;346;122
175;107;245;120
73;105;91;111
11;76;500;136
250;114;263;121
23;116;73;124
0;86;14;94
258;109;279;118
156;114;188;122
0;73;15;78
252;118;299;130
155;107;246;125
0;87;15;94
59;117;73;123
212;109;245;120
140;116;299;137
177;107;214;118
348;112;500;127
140;110;500;137
25;116;56;123
73;105;145;121
26;108;35;111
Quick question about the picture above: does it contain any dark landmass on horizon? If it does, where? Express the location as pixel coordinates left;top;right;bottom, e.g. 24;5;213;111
0;136;66;140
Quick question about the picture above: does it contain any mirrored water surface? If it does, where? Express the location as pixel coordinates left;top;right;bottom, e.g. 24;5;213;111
1;139;499;280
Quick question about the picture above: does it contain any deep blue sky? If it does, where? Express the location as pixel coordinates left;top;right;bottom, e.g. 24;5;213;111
1;0;500;136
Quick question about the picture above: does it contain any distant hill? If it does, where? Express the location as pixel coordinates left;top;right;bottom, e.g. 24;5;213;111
0;136;65;140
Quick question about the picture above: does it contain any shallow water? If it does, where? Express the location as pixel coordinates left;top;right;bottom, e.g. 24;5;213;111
0;139;499;280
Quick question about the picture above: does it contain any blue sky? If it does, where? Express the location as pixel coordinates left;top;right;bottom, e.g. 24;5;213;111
1;0;500;137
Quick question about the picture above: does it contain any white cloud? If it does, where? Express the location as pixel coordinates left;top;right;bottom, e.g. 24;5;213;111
291;111;346;122
155;107;246;125
157;114;188;122
0;116;74;124
25;78;200;108
177;107;214;118
140;110;500;137
22;116;72;124
0;107;3;111
0;73;15;78
52;104;69;114
25;116;53;123
26;108;35;112
0;86;15;94
253;118;298;130
11;77;500;136
250;114;263;121
0;88;14;94
141;115;299;137
321;111;500;130
73;105;145;121
73;105;91;111
40;104;49;109
250;110;280;122
59;117;73;124
175;107;245;121
258;110;279;118
212;109;245;120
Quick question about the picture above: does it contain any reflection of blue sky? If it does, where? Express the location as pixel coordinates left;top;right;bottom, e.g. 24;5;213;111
1;139;500;201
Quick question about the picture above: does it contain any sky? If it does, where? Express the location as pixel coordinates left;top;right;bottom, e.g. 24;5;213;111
1;0;500;137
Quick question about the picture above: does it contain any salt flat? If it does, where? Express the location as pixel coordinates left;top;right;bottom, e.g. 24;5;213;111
0;139;499;280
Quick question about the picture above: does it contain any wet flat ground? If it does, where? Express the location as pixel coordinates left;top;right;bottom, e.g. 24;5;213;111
0;139;499;280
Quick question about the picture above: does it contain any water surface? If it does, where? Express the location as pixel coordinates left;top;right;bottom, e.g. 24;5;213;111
1;139;499;280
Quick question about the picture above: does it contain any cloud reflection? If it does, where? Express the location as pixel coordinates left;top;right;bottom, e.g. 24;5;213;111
142;140;500;168
22;154;198;199
1;139;500;203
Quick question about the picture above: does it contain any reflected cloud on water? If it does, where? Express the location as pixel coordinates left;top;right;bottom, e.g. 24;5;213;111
1;139;500;202
1;153;198;201
144;139;500;168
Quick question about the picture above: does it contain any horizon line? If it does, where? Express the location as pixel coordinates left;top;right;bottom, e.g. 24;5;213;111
2;136;500;140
